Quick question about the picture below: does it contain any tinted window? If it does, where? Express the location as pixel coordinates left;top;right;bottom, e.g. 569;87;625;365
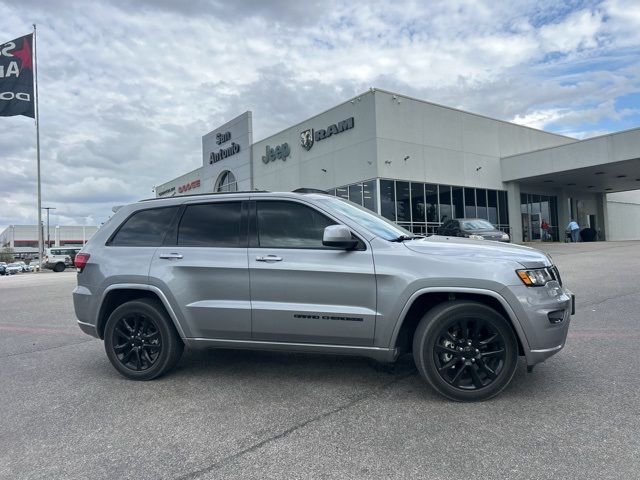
396;182;410;222
257;201;336;248
362;180;376;212
439;185;452;222
348;184;363;206
425;184;438;223
178;202;243;247
111;207;178;246
380;180;396;220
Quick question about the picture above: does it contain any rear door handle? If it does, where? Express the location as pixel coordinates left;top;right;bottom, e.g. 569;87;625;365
159;252;183;259
255;255;283;262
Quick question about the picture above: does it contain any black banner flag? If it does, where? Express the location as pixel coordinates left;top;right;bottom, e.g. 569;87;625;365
0;34;34;118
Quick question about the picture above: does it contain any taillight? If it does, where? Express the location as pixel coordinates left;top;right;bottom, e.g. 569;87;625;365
74;253;90;272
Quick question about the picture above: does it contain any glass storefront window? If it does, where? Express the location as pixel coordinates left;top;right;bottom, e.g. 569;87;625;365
380;180;395;220
395;181;411;222
439;185;452;223
425;184;438;223
476;188;487;220
452;186;463;219
410;183;425;224
464;188;476;218
329;179;509;238
348;184;363;206
362;180;376;212
487;190;498;225
521;193;558;242
498;191;509;226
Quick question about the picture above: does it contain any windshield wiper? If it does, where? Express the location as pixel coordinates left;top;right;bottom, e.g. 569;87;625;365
391;234;425;242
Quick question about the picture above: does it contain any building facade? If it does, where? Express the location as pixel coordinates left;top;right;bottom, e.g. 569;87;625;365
154;88;640;242
0;225;98;258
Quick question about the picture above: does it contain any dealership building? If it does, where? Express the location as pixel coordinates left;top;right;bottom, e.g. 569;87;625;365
154;88;640;242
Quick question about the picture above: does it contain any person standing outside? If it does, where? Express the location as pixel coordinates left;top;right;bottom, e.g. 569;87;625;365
541;219;550;241
567;218;580;242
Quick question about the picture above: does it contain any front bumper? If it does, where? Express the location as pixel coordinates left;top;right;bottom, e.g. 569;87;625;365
501;282;573;365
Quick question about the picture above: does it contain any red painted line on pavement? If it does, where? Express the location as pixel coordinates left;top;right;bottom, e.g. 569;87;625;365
568;331;638;339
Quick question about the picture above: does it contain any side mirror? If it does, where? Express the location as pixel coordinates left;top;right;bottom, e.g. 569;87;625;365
322;225;359;250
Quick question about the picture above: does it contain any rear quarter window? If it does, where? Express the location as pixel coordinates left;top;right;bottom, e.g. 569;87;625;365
109;206;179;246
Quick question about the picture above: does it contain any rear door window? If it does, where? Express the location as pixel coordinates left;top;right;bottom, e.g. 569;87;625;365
110;207;179;246
177;202;244;247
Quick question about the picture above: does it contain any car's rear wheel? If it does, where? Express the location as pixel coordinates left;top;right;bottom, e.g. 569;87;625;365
104;298;184;380
413;301;518;402
53;262;65;272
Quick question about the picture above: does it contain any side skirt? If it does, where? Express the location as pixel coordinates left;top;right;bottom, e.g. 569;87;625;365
184;337;399;363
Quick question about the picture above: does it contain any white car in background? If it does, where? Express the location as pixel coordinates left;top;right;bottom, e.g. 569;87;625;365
44;247;82;272
6;263;23;274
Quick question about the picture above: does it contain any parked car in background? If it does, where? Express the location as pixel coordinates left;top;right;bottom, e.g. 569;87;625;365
44;247;82;272
14;261;34;272
0;263;6;275
437;218;510;242
6;263;23;274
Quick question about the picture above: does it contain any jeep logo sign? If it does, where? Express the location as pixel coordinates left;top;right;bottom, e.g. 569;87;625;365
299;117;354;151
262;143;290;164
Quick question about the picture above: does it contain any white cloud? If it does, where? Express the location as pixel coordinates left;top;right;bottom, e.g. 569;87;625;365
0;0;639;231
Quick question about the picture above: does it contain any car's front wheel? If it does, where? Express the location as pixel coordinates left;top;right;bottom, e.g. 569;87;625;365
104;298;184;380
413;301;518;402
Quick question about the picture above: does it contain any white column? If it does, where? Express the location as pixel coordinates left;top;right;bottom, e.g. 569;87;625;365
506;182;522;243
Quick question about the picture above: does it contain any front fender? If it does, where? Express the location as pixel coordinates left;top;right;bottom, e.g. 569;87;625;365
387;286;533;363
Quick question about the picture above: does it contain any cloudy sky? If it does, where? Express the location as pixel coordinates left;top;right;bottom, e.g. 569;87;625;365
1;0;639;230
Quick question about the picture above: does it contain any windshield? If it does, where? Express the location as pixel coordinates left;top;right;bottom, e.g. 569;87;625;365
315;196;413;241
461;219;496;230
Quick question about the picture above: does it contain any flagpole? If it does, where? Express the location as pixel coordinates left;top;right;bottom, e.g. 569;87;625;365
33;24;43;272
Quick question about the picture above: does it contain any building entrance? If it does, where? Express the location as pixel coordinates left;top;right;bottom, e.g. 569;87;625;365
521;193;558;242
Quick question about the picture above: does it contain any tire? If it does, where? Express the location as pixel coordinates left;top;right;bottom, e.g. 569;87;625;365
53;262;65;272
104;298;184;380
412;301;518;402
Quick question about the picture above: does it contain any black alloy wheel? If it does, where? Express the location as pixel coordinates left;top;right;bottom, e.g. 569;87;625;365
104;299;183;380
433;317;506;390
413;301;518;402
111;313;162;372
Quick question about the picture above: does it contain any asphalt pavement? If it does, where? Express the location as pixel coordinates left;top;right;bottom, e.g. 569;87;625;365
1;241;639;479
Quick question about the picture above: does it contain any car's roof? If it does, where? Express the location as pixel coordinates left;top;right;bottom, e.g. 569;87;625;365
137;190;331;206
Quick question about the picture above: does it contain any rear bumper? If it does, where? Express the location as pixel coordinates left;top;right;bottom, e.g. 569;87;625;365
501;283;573;365
77;320;99;337
73;285;100;339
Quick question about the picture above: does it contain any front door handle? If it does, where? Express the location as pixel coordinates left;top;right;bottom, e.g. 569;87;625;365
159;252;183;259
255;255;283;262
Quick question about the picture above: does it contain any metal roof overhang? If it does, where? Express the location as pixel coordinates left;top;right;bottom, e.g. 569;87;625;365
501;128;640;194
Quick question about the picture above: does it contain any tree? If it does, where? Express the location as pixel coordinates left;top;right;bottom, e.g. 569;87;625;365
0;246;15;263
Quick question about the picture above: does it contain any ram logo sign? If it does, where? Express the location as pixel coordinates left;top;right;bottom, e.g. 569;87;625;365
299;117;354;151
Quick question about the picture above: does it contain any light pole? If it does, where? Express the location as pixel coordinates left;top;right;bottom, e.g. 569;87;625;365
42;207;56;250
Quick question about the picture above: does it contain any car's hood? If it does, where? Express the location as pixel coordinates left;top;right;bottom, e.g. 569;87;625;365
404;235;551;268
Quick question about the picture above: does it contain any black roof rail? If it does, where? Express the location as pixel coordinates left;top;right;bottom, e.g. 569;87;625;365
139;190;269;202
292;188;328;194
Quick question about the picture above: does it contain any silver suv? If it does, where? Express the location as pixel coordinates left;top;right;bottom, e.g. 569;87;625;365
73;192;573;401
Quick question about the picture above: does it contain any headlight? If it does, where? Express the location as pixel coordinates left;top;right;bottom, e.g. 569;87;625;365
501;233;510;240
516;267;555;286
468;234;484;240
